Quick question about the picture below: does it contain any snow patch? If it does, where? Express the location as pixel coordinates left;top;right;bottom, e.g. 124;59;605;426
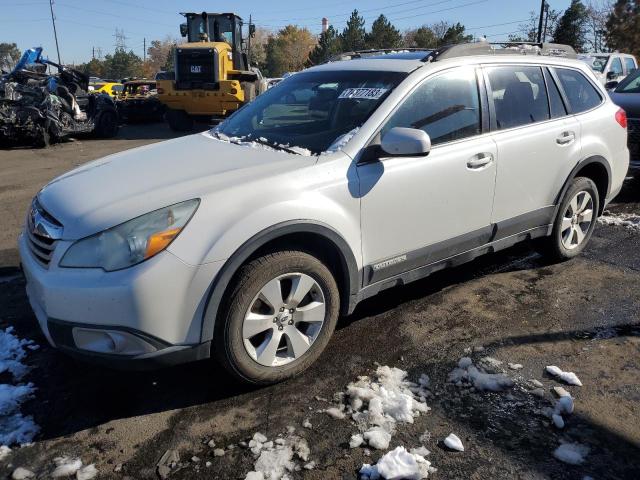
0;328;39;446
553;442;589;465
443;433;464;452
0;444;10;461
51;456;83;478
76;464;98;480
546;366;583;386
245;430;312;480
449;357;514;392
597;212;640;231
11;467;34;479
331;366;431;450
360;446;434;480
324;127;360;153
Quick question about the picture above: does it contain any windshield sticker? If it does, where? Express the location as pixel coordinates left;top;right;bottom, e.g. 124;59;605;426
338;87;388;100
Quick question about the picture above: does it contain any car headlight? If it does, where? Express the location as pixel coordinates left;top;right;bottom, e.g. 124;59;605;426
60;199;199;271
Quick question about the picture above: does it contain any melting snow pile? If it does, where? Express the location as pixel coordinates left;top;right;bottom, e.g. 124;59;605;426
443;433;464;452
360;446;435;480
545;366;582;386
553;442;589;465
542;387;575;429
448;357;514;392
0;328;39;447
327;366;431;450
597;212;640;231
244;430;312;480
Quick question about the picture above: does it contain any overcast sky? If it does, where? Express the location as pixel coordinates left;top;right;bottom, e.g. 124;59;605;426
2;0;573;64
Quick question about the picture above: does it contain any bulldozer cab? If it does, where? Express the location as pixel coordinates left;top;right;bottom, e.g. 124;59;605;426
180;12;246;71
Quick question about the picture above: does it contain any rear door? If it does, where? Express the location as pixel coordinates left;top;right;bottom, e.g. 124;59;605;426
486;64;582;234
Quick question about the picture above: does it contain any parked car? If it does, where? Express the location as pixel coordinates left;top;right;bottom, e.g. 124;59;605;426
19;43;628;384
609;68;640;174
90;82;124;98
579;52;638;88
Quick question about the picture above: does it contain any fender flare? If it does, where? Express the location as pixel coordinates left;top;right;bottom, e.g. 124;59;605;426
199;221;360;343
553;155;611;218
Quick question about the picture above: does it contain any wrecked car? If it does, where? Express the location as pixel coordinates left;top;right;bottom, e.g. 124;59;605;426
116;80;165;123
0;48;118;148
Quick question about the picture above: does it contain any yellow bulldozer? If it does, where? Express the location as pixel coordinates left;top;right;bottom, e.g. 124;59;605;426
157;12;265;131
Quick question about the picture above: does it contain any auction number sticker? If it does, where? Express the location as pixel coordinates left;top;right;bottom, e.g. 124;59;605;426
338;88;388;100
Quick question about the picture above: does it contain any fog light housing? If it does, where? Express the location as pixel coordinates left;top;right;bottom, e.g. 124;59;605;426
72;328;158;356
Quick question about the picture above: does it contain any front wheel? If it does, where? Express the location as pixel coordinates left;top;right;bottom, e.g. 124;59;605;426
538;177;599;261
214;251;340;385
165;109;194;132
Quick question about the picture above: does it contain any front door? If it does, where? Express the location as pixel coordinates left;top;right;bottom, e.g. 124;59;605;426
358;66;497;286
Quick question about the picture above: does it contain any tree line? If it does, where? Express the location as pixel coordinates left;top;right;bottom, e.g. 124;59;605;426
1;1;639;80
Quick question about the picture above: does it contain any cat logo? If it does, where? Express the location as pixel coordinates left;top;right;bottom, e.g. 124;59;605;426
190;65;202;73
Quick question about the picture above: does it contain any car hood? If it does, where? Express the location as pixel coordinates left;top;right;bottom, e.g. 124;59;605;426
610;92;640;118
38;132;317;239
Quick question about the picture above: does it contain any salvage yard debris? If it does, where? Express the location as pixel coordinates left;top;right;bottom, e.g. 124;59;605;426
0;48;118;148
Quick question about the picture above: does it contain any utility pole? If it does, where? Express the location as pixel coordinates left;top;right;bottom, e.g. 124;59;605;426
536;0;545;43
49;0;62;64
143;38;146;62
542;4;550;43
248;14;252;66
92;46;95;59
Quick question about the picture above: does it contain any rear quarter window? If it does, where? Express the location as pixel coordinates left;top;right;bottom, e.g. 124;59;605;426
624;57;637;73
552;68;602;114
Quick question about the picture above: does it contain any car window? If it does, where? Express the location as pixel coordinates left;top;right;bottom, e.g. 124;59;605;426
616;70;640;93
486;65;549;130
544;68;567;119
624;57;637;74
553;68;602;114
611;57;624;76
381;67;481;146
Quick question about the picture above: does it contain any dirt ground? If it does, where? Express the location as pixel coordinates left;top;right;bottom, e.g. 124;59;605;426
0;124;639;479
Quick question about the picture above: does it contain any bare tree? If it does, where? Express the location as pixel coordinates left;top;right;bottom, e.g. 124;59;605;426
584;0;612;52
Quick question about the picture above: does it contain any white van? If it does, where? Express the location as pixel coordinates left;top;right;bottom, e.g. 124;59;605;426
579;53;638;88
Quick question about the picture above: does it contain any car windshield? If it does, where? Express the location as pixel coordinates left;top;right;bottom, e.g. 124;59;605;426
615;69;640;93
214;70;407;154
580;55;608;73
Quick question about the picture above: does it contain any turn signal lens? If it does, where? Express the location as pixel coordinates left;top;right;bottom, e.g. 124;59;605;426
615;108;627;129
144;227;182;259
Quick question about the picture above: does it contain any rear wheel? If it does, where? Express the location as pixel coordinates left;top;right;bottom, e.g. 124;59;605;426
214;250;340;385
165;109;194;132
94;111;119;138
538;177;599;261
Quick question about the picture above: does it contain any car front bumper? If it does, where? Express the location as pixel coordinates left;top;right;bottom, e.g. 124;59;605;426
18;232;223;368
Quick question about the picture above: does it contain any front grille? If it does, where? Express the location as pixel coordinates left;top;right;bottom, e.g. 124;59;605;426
628;118;640;160
25;200;61;268
175;48;217;89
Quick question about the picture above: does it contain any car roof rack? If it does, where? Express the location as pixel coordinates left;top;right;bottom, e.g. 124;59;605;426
423;42;577;62
328;48;432;62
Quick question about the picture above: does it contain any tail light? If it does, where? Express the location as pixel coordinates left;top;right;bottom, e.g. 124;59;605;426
615;108;627;129
157;87;165;94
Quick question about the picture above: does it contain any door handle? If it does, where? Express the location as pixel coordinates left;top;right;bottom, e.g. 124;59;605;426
467;153;494;169
556;131;576;145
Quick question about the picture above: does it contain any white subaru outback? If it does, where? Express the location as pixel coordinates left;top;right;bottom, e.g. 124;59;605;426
19;43;629;384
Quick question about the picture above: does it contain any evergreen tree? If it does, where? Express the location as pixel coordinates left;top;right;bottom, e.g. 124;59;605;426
440;23;473;45
365;15;403;49
552;0;589;52
103;48;144;80
341;10;366;51
412;26;438;48
606;0;640;57
308;26;341;65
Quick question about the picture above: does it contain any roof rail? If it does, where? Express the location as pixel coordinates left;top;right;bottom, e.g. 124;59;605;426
423;42;577;62
328;48;432;62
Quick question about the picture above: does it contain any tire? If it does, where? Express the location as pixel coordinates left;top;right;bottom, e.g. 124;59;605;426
165;109;194;132
538;177;599;261
94;111;118;138
214;250;340;385
241;82;256;105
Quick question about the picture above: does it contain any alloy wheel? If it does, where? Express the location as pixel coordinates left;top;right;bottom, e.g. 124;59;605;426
242;273;326;367
561;190;594;250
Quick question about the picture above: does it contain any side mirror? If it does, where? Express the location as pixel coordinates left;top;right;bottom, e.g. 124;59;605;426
180;23;188;37
380;127;431;157
607;71;617;80
605;80;619;90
